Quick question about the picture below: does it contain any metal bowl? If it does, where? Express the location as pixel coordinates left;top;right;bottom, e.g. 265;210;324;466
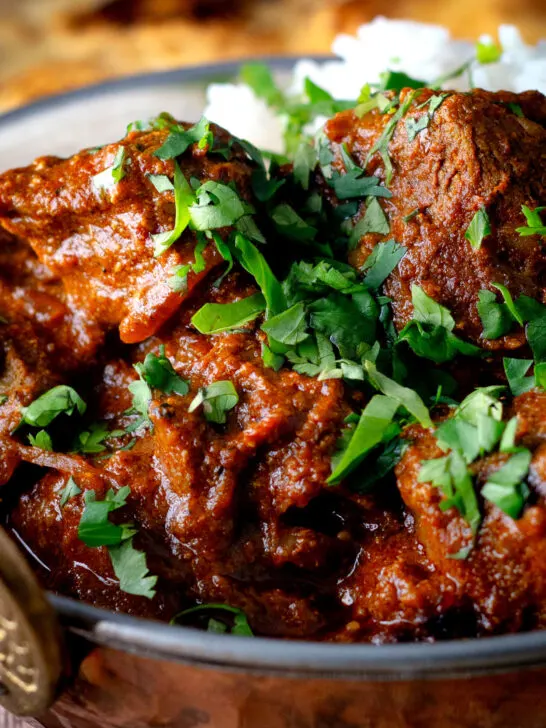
1;59;546;728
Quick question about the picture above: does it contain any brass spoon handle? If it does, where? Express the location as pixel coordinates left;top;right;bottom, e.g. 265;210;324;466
0;528;62;716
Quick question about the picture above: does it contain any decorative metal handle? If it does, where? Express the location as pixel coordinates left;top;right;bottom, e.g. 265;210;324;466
0;528;62;716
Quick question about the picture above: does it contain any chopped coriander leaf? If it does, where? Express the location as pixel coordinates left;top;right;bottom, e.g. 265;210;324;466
419;449;481;533
261;302;308;346
379;70;426;91
508;103;524;118
190;181;254;231
134;345;189;396
233;234;286;316
476;37;503;64
398;320;482;363
293;142;317;190
60;476;82;507
499;417;519;453
251;167;285;202
309;292;377;359
240;63;285;108
516;205;546;236
491;283;523;325
154;117;210;160
271;203;317;241
402;209;420;223
128;379;152;422
152;161;194;257
482;450;531;519
77;487;131;547
21;385;86;428
361;239;406;288
148;174;174;192
188;380;239;424
191;235;208;274
172;603;253;636
191;293;266;334
465;207;491;249
92;147;127;190
328;395;400;485
412;285;454;329
363;360;432;427
535;362;546;389
109;538;158;599
477;289;516;339
74;422;125;454
405;114;429;142
330;147;392;200
304;77;333;104
504;358;535;396
349;198;390;248
365;89;419;186
28;430;53;450
169;263;191;293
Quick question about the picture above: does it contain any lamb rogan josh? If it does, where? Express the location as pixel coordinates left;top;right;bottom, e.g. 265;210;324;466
2;83;546;642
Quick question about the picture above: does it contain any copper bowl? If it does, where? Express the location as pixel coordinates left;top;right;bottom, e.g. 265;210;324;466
1;60;546;728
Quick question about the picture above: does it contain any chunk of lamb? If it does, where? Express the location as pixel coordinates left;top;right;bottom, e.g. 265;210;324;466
0;122;257;344
396;390;546;635
324;89;546;350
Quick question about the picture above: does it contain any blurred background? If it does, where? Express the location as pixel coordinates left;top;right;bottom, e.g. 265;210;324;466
0;0;545;112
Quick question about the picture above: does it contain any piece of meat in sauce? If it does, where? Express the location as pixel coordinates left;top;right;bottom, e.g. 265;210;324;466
325;89;546;351
396;389;546;635
0;121;256;344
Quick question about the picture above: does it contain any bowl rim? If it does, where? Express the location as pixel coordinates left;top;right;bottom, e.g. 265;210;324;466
7;56;546;679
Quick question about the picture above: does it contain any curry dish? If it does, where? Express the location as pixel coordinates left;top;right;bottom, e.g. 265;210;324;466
1;85;546;643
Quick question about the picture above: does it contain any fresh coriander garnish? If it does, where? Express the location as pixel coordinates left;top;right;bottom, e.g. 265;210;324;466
152;161;194;257
240;63;285;108
261;303;309;346
405;114;429;142
398;285;482;363
191;293;266;334
188;381;239;424
476;37;503;64
92;147;127;190
135;346;189;397
148;174;174;192
360;240;406;288
363;360;432;427
516;205;546;236
169;263;191;292
73;422;125;454
481;450;531;518
349;198;390;248
28;430;53;450
60;476;82;507
21;385;86;428
172;603;253;636
77;487;156;598
154;117;210;160
465;207;491;249
328;395;400;485
503;358;535;396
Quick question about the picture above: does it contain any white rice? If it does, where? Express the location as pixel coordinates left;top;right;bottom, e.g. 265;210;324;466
204;16;546;154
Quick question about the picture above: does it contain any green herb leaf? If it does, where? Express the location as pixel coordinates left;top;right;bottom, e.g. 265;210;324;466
172;603;253;636
240;63;285;108
363;360;432;427
328;395;400;485
361;239;405;288
188;380;239;424
482;450;531;518
148;174;174;192
169;263;191;292
191;293;266;334
491;283;523;325
190;181;254;232
411;285;455;329
60;476;82;507
262;302;308;346
271;203;317;241
73;422;124;454
21;385;87;428
476;38;503;64
516;205;546;236
349;198;390;248
28;430;53;450
465;207;491;249
134;345;189;396
78;487;131;547
293;142;317;190
233;234;286;316
405;114;429;142
152;161;194;257
108;538;158;599
154;117;210;160
379;70;426;91
92;147;127;190
477;289;516;339
503;358;535;396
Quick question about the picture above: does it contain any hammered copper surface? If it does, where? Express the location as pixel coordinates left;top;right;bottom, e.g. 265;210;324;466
26;644;546;728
